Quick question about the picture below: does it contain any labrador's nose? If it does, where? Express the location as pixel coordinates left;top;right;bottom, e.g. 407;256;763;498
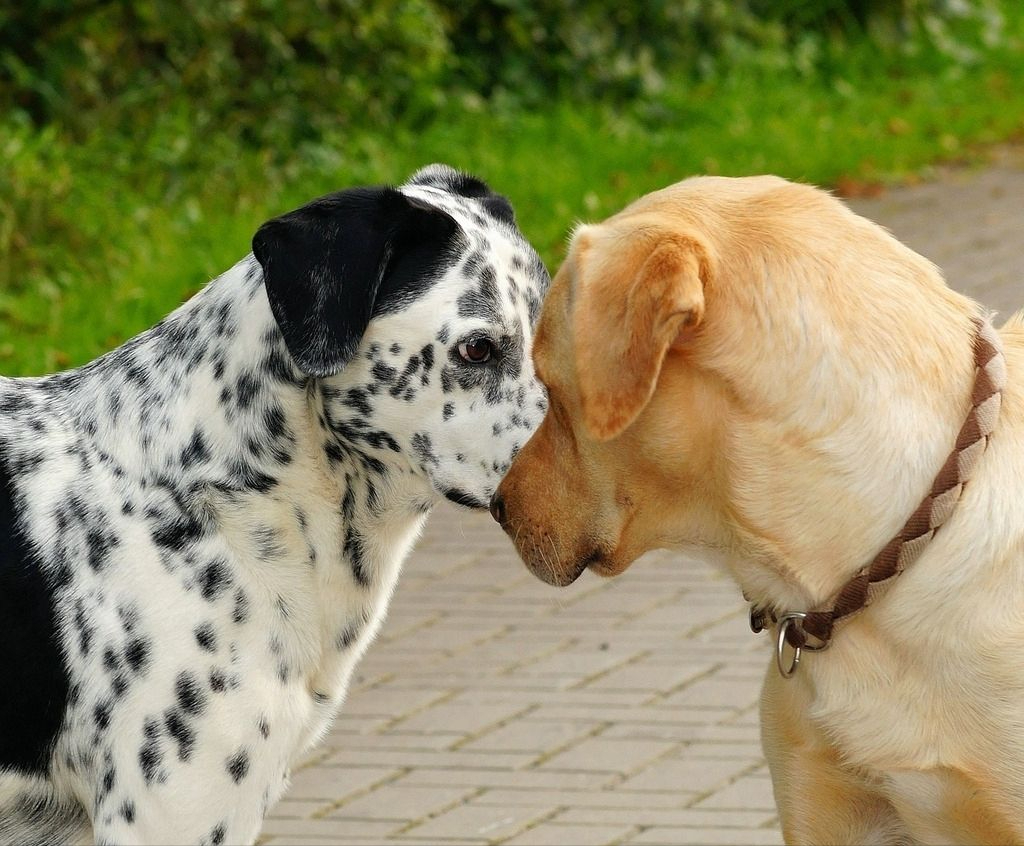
489;493;507;526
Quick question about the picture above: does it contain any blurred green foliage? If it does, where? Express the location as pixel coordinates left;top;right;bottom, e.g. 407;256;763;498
445;0;1005;101
1;0;450;143
1;0;1008;141
1;0;1023;374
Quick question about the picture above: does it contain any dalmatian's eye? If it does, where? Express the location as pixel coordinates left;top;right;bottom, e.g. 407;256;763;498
458;338;494;364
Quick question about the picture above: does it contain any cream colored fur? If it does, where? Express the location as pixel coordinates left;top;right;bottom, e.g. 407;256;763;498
497;175;1024;844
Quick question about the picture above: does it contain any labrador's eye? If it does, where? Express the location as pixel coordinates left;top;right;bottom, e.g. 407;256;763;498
458;338;494;364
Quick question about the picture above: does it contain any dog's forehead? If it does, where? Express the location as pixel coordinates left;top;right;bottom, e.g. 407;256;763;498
400;182;497;231
401;183;548;319
402;184;537;263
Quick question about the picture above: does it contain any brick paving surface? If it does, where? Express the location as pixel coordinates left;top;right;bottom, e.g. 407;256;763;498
260;149;1024;846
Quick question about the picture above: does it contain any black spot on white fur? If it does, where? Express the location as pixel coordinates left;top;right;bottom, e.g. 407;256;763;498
225;750;249;783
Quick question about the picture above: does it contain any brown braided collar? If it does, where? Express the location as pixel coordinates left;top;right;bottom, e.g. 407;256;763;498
751;315;1006;676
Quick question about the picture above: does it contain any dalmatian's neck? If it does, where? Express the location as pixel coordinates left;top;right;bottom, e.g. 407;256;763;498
52;257;435;628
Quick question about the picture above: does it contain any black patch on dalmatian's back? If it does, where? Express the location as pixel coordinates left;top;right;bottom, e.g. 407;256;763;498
0;441;71;775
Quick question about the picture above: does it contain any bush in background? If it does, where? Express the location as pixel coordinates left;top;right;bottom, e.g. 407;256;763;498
1;0;450;144
445;0;1005;102
0;0;1007;145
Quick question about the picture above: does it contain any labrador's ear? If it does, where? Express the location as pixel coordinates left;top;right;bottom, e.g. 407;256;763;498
573;228;709;441
253;187;459;377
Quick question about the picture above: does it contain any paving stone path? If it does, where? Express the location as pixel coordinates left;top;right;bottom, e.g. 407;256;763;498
260;148;1024;846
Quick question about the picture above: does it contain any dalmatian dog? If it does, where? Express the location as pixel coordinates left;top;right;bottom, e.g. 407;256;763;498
0;164;549;845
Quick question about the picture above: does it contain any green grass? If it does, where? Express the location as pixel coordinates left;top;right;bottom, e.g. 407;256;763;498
3;26;1024;376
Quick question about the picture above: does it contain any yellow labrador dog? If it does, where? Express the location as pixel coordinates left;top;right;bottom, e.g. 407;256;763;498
492;175;1024;844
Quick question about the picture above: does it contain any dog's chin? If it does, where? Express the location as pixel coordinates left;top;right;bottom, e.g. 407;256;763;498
442;487;490;510
527;558;588;587
525;548;605;587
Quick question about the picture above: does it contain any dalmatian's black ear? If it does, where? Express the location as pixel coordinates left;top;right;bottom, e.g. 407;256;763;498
406;163;516;226
253;187;460;378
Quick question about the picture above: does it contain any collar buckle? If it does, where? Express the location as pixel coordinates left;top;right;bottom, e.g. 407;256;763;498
774;612;829;678
749;605;830;678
